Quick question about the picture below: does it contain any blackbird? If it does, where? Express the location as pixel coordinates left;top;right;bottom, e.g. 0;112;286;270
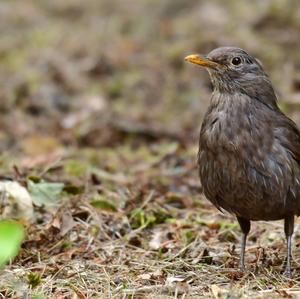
185;47;300;276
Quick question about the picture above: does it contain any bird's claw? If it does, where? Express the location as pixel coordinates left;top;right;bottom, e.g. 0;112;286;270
283;268;292;278
238;260;245;273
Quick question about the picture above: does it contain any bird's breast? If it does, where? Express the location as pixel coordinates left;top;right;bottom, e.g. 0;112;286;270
198;93;299;220
201;92;273;156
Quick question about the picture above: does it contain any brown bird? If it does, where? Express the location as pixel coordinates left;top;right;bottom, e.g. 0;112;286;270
185;47;300;276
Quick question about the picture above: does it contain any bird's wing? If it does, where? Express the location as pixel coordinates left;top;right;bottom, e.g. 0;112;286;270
270;112;300;204
274;113;300;165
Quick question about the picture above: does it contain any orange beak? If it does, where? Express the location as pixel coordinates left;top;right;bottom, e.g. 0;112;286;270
184;54;219;69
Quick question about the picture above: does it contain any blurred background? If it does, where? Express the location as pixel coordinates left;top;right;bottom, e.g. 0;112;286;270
0;0;299;162
1;0;300;297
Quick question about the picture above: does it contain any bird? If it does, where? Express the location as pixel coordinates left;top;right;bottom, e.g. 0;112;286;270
185;47;300;276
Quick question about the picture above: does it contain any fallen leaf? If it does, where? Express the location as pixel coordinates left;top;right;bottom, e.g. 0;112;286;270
90;197;117;212
138;273;151;280
20;152;63;169
71;289;86;299
60;212;76;236
63;185;84;195
0;181;34;221
166;276;185;285
149;230;163;250
28;180;64;207
211;284;221;299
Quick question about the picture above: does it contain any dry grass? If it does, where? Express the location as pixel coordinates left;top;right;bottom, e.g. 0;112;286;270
2;143;300;298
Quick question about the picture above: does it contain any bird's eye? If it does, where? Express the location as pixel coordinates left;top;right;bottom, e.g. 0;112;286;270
231;57;242;66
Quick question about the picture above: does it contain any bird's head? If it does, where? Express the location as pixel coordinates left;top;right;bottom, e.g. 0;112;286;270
185;47;276;104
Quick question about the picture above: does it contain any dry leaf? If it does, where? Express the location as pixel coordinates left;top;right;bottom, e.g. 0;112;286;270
211;284;221;299
60;212;76;236
166;276;185;285
20;151;63;169
138;273;151;280
149;230;163;250
0;181;34;221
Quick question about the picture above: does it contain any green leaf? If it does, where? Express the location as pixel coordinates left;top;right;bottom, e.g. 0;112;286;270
63;184;84;195
90;198;117;212
27;175;41;183
28;180;64;207
0;220;24;266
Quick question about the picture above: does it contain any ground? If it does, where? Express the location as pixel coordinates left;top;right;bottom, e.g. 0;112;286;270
1;1;300;298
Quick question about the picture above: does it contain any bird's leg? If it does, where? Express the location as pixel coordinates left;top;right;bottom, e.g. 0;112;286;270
284;215;294;277
237;216;251;272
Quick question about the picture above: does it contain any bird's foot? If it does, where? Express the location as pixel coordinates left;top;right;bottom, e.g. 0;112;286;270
283;268;292;278
238;262;245;273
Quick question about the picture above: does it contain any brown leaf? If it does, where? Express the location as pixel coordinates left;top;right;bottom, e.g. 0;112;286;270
60;211;76;236
20;152;63;169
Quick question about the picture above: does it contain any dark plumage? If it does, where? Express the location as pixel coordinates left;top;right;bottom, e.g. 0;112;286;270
185;47;300;276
